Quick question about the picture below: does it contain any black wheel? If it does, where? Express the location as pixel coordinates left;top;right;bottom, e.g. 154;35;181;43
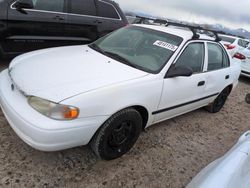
90;108;142;160
206;87;230;113
246;93;250;104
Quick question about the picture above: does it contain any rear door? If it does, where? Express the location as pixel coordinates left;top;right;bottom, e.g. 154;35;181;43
203;42;231;97
6;0;67;54
96;0;124;37
65;0;98;45
154;42;208;123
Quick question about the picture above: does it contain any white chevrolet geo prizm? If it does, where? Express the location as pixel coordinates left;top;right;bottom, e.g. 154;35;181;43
0;24;241;160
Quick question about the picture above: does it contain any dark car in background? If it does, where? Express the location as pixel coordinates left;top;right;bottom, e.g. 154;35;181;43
0;0;128;58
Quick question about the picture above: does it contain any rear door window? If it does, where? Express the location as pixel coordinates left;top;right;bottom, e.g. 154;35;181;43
68;0;96;16
207;43;229;71
242;40;249;48
238;39;249;48
32;0;65;12
97;1;120;19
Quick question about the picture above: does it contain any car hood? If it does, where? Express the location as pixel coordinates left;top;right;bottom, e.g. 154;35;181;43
9;45;148;102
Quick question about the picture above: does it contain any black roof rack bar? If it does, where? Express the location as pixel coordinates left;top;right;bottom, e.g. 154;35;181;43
135;16;155;24
134;16;221;42
166;21;221;42
166;21;202;40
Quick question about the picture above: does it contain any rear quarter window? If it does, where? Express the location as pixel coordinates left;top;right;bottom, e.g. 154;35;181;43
68;0;96;16
97;1;120;19
207;43;229;71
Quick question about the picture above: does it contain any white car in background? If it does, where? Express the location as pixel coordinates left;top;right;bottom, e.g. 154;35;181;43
240;46;250;78
219;34;249;57
0;24;241;160
187;131;250;188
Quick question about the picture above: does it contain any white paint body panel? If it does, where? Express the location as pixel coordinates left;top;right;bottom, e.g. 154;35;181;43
187;131;250;188
0;25;241;151
9;45;148;102
240;48;250;78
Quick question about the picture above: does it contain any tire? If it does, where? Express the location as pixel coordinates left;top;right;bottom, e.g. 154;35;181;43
246;93;250;104
90;108;142;160
205;87;230;113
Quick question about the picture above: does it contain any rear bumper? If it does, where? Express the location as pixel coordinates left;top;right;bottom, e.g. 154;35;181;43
241;70;250;78
0;69;108;151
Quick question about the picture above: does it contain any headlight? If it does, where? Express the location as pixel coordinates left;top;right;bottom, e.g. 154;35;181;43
28;96;79;120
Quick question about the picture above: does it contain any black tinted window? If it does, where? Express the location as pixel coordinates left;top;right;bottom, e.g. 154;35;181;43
32;0;64;12
238;39;249;48
69;0;96;16
98;1;119;19
207;43;228;71
175;43;204;73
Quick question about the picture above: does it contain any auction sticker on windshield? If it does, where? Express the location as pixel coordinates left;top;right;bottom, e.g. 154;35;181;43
153;40;178;51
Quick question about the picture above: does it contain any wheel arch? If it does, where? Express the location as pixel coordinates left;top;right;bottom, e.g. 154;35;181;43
226;84;233;94
89;105;149;144
131;105;149;130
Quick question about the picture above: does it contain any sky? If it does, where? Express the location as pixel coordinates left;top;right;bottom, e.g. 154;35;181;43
115;0;250;31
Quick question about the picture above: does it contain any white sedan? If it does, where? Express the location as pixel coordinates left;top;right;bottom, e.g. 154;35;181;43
0;24;241;160
187;131;250;188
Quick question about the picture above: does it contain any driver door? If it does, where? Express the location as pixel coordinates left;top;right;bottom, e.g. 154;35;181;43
5;0;67;54
154;42;209;123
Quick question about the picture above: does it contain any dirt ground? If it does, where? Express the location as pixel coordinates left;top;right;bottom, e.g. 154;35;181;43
0;59;250;188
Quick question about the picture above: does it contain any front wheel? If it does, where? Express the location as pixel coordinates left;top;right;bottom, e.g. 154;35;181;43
90;108;142;160
246;93;250;104
205;87;230;113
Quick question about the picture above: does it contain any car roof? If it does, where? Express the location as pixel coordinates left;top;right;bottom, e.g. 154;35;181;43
134;24;216;42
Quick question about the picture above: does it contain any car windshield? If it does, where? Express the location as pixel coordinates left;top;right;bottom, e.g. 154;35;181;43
89;26;183;73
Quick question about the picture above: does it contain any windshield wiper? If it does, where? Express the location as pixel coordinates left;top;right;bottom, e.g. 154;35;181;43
104;51;138;69
89;43;107;55
89;44;138;69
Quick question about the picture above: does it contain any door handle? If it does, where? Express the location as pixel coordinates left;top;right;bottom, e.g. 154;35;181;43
53;15;65;21
225;75;230;80
198;81;205;87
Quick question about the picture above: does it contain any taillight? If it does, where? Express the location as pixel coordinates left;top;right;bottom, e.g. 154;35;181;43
224;44;236;50
233;52;246;60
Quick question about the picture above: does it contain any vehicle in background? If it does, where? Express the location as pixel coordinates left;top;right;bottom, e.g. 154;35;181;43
187;131;250;188
0;0;128;58
126;15;155;25
219;34;249;57
0;22;241;160
219;34;250;78
126;16;137;24
240;46;250;78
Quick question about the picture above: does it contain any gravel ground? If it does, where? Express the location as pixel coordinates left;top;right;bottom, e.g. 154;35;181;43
0;59;250;188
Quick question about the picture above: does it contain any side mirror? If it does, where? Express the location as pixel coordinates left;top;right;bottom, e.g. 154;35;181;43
15;0;34;13
165;65;193;78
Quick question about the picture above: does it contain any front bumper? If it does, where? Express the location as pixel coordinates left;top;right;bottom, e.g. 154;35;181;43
0;70;108;151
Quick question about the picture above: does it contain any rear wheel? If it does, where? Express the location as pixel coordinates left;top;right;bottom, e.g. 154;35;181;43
246;93;250;104
206;87;230;113
90;108;142;160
